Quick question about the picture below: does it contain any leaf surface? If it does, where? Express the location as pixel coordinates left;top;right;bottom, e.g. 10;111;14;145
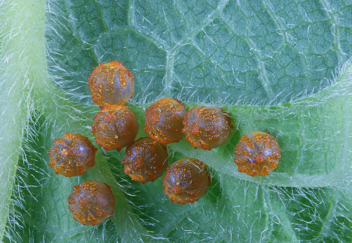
2;0;352;242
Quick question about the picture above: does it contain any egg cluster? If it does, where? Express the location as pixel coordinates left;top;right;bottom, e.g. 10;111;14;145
47;132;115;226
47;61;281;226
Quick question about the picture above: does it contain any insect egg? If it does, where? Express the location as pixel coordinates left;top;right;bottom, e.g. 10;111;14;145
121;137;168;183
67;180;115;226
162;158;210;204
182;105;232;150
234;131;281;177
91;105;139;151
144;98;186;144
88;61;134;107
47;133;97;177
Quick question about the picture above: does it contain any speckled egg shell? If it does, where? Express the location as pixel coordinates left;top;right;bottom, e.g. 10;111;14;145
91;105;139;151
121;137;168;183
47;133;97;177
67;180;115;226
162;158;210;204
88;62;134;107
144;98;186;144
234;131;281;177
182;105;232;150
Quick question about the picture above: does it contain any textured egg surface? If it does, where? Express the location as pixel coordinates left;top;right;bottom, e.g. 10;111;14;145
163;158;210;204
88;61;134;107
144;98;186;144
183;105;232;150
67;180;115;226
234;131;281;177
122;137;168;183
47;133;97;177
91;105;139;151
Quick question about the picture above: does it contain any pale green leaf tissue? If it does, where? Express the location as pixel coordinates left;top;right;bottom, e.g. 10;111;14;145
1;0;352;242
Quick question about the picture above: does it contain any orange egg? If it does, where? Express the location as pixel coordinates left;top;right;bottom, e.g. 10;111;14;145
234;131;281;177
88;62;134;107
67;181;115;226
91;105;139;151
47;133;97;177
183;105;232;150
122;137;168;183
163;158;210;204
144;98;186;144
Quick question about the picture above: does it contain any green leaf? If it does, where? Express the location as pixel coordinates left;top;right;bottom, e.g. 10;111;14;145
2;0;352;242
